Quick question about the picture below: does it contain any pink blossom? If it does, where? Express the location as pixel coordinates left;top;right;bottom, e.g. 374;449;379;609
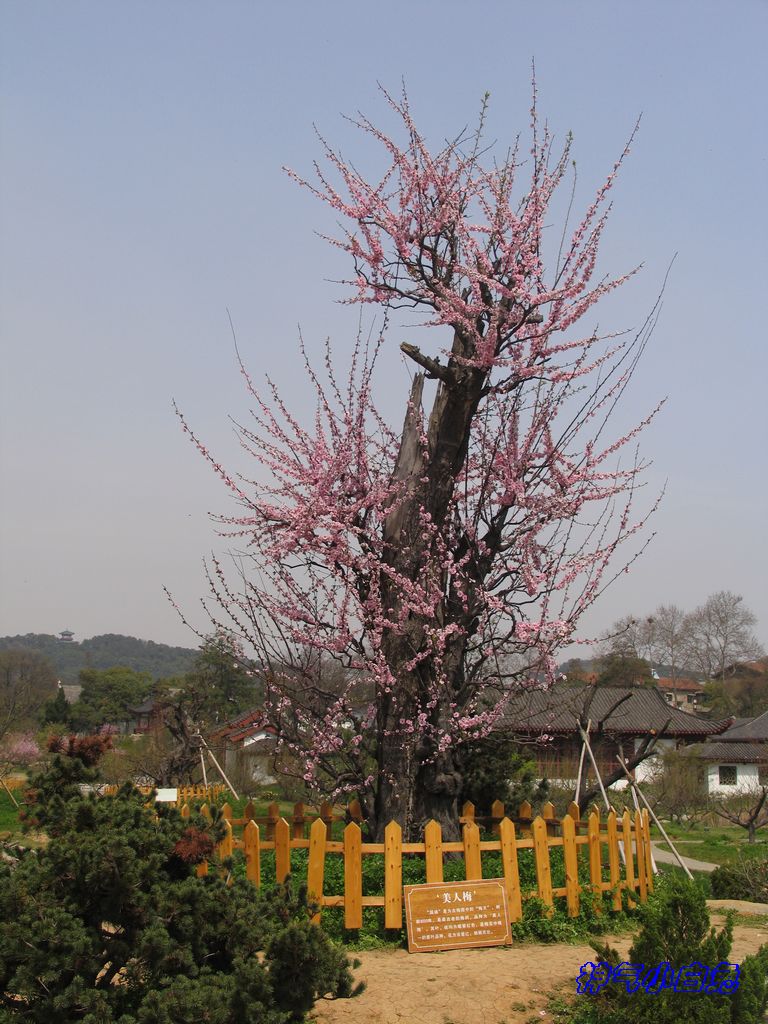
177;86;660;831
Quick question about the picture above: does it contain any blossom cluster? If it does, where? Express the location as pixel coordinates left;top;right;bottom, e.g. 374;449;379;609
180;87;660;810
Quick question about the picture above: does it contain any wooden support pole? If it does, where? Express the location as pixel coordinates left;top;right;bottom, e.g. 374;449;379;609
202;740;239;801
577;723;611;811
614;755;692;880
574;718;591;804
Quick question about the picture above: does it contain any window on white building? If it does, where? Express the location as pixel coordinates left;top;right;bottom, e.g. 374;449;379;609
718;765;737;786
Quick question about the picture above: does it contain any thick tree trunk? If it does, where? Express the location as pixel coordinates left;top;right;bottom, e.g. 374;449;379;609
370;344;489;840
371;720;462;842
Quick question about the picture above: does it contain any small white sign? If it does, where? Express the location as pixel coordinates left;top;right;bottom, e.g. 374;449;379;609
155;788;178;803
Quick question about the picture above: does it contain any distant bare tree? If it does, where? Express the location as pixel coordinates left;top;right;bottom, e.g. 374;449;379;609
684;591;763;681
0;650;57;743
713;784;768;844
651;603;690;680
648;748;709;827
606;614;657;666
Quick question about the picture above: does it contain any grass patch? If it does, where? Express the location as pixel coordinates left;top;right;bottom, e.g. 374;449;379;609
649;821;768;866
654;861;713;890
0;787;22;836
227;842;640;949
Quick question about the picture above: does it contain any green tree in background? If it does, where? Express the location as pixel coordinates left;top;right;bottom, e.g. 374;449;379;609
704;664;768;720
458;735;550;815
41;685;71;727
189;630;263;722
125;633;263;786
154;631;261;734
596;652;655;688
69;666;153;731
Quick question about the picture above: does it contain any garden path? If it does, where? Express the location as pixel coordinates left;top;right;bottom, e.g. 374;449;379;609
650;841;718;872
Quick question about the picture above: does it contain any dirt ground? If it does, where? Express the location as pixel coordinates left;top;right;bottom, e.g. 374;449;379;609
311;913;768;1024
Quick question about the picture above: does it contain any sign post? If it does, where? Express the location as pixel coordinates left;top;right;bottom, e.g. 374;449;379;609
403;878;512;953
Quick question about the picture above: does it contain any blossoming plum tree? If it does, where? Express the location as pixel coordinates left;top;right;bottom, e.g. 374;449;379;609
179;89;662;839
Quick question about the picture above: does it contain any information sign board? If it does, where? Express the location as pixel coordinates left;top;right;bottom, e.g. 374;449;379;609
403;878;512;953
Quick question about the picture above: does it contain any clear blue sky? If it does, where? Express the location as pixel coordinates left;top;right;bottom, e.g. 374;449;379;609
1;1;766;654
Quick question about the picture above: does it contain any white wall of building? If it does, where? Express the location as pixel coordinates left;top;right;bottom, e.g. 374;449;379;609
633;738;676;784
706;761;760;795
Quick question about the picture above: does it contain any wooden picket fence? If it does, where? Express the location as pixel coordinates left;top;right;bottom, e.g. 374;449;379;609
203;798;365;840
187;801;654;931
100;782;226;804
461;797;618;837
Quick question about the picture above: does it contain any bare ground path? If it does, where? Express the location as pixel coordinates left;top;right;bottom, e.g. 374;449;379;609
650;840;719;872
312;914;768;1024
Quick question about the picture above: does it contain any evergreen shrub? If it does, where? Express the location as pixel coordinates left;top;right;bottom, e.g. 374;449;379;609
568;875;768;1024
0;736;362;1022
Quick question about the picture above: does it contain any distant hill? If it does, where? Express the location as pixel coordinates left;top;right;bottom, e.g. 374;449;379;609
0;633;198;682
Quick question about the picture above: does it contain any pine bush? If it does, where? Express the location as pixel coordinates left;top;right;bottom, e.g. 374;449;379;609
0;737;362;1022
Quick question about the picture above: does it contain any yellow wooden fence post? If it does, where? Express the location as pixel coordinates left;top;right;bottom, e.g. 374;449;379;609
384;821;403;929
606;811;622;912
292;802;305;840
219;817;233;857
499;817;522;922
307;817;326;924
519;800;532;837
463;820;482;880
424;820;443;883
243;819;260;886
542;801;556;836
642;809;654;893
491;799;505;836
588;811;602;914
320;800;334;833
344;822;363;929
217;819;233;881
266;802;279;842
274;817;291;883
348;798;363;824
532;816;553;914
634;810;647;902
622;810;636;909
561;812;580;917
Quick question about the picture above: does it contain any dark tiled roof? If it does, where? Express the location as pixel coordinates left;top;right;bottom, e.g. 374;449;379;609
717;710;768;742
501;685;731;738
684;742;768;763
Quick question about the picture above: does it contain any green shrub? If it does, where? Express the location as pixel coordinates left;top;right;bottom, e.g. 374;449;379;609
711;856;768;903
568;875;768;1024
0;737;362;1022
456;735;550;814
710;863;747;900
